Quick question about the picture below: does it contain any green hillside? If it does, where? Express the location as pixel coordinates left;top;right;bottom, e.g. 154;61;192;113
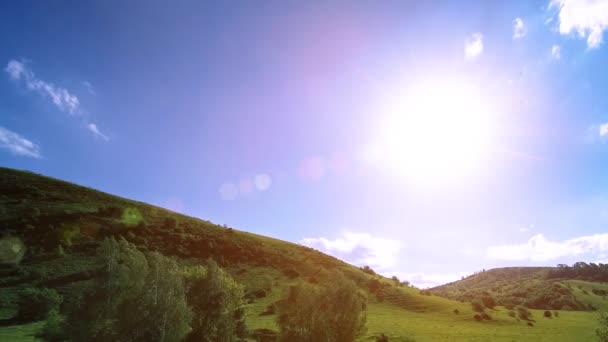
0;167;604;341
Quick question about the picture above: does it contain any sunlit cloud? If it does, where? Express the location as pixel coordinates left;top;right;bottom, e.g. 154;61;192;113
300;231;401;270
551;44;561;59
464;32;484;60
513;17;527;39
0;126;41;158
388;271;472;289
87;123;109;141
487;233;608;261
549;0;608;49
5;60;80;114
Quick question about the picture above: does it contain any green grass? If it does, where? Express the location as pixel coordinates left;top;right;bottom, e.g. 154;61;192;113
0;322;43;341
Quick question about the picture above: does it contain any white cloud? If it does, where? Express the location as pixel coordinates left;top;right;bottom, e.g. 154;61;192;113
388;271;471;289
487;233;608;261
513;17;527;39
549;0;608;49
0;126;41;158
551;44;562;59
87;123;109;141
83;81;96;95
600;122;608;137
464;32;484;60
300;231;401;271
5;60;80;114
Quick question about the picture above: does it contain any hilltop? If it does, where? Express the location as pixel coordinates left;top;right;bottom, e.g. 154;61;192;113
0;167;603;341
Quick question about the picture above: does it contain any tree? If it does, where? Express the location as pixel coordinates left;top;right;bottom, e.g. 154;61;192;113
481;295;496;309
185;259;247;342
277;274;367;342
597;312;608;342
17;287;62;321
64;238;192;342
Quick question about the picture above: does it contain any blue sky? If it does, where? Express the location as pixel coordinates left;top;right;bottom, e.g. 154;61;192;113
1;0;608;287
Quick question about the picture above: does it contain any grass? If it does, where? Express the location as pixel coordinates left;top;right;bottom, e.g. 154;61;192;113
0;166;605;341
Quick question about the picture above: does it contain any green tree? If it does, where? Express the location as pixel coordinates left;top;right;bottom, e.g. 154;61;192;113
277;274;367;342
185;259;247;342
597;312;608;342
64;238;192;342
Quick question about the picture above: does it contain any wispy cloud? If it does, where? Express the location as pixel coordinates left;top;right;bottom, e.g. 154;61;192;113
0;126;41;158
5;60;80;114
87;123;109;141
464;32;484;60
300;231;401;271
513;17;527;39
549;0;608;49
83;81;96;95
487;233;608;261
551;44;561;59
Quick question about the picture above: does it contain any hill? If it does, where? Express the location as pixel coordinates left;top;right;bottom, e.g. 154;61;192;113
430;266;608;312
0;167;603;341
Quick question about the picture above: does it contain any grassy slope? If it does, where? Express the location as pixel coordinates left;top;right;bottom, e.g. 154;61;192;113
0;167;601;341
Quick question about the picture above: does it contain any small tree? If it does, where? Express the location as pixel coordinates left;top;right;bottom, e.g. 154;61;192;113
481;295;496;309
64;238;192;342
185;259;247;341
277;274;367;342
17;287;62;321
597;312;608;342
544;310;552;318
471;299;485;313
517;306;532;321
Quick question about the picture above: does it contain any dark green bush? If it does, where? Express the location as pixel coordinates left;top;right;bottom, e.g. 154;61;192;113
17;287;62;321
544;310;552;318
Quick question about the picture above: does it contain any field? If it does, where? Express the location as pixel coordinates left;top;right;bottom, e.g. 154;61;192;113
0;167;603;341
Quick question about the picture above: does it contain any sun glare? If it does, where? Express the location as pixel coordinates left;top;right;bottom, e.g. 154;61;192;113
366;79;495;185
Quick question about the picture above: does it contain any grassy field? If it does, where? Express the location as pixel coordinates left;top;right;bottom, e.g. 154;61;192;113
0;167;604;341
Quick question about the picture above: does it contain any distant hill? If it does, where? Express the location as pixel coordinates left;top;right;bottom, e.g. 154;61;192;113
430;266;608;312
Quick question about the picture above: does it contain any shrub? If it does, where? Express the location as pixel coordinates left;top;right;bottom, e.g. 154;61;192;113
517;306;532;321
369;279;383;294
554;311;559;317
283;268;300;279
508;311;516;318
544;310;552;318
473;314;482;321
276;274;367;342
481;295;496;309
0;236;26;265
64;238;192;342
260;303;276;316
598;312;608;342
527;322;534;327
471;299;485;313
38;308;65;341
481;312;492;320
17;287;62;321
361;265;376;275
453;309;460;314
376;333;389;342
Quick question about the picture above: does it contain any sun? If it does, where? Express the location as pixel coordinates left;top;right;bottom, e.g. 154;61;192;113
365;79;495;186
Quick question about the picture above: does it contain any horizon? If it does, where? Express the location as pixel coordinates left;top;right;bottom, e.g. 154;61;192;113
1;0;608;288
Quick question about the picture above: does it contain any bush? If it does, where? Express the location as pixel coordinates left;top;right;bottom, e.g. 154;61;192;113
481;312;492;320
0;236;26;265
38;308;65;342
473;314;482;321
471;299;485;313
361;265;376;275
517;306;532;321
63;238;192;342
277;274;367;342
544;310;552;318
453;309;460;314
554;311;559;317
376;333;389;342
508;310;516;318
369;279;383;294
527;322;534;327
17;287;62;321
481;295;496;309
597;312;608;342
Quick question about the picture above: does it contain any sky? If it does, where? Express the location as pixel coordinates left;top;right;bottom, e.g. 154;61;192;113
1;0;608;288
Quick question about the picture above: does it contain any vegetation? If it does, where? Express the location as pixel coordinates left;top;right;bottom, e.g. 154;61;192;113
597;312;608;342
276;275;367;341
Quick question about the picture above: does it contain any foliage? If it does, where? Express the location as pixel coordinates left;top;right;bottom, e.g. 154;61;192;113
0;236;26;265
471;299;485;313
63;238;192;342
597;312;608;342
17;287;62;321
517;306;532;321
38;308;65;342
481;294;496;309
185;259;247;342
276;274;367;342
544;310;552;318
